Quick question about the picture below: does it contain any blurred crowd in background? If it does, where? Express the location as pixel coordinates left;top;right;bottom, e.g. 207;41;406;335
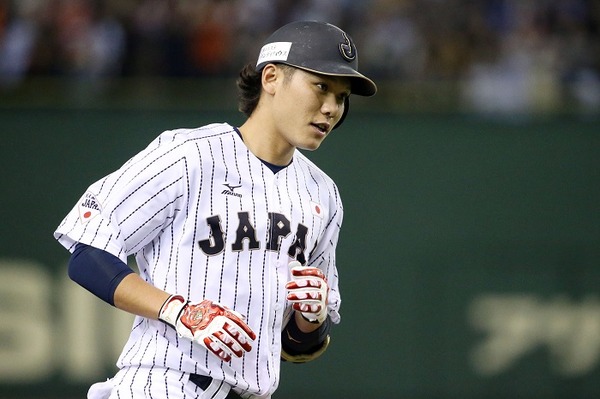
1;0;599;111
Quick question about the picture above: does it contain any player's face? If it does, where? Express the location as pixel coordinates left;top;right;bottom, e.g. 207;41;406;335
272;67;351;151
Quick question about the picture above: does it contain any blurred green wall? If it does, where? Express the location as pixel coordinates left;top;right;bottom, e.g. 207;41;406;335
0;108;599;398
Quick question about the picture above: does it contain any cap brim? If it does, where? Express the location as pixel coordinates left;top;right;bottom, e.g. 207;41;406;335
289;62;377;97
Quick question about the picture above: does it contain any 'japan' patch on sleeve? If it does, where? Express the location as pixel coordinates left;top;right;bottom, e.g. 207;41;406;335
78;192;102;224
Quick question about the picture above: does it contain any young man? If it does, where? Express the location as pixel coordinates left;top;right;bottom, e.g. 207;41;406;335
54;21;376;399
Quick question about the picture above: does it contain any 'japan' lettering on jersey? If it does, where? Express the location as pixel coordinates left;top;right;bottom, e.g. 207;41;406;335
54;123;342;398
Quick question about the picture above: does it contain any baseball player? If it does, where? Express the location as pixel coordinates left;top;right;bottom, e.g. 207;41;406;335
54;21;376;399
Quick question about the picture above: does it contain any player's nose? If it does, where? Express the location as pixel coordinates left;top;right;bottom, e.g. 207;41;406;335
321;94;342;121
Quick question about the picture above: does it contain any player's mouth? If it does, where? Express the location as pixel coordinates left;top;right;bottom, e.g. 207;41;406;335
311;122;330;135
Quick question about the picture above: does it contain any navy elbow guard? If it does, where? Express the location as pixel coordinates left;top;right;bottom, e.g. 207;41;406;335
68;243;134;306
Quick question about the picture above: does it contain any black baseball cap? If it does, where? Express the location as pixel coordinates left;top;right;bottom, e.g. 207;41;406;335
256;21;377;97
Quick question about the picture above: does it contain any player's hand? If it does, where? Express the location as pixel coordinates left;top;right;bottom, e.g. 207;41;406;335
286;261;329;324
158;295;256;362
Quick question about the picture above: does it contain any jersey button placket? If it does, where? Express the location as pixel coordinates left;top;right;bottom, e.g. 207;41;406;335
266;173;282;379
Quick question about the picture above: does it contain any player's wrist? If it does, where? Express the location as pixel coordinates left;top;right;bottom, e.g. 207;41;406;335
301;313;321;324
296;312;322;332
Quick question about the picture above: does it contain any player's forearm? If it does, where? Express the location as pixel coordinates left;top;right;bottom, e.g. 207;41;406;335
68;243;169;319
113;273;171;319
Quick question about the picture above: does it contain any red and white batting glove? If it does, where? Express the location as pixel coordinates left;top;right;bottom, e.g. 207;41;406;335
286;261;329;324
158;295;256;362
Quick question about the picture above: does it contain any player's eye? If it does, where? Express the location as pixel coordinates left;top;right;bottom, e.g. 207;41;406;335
337;92;349;104
315;82;327;92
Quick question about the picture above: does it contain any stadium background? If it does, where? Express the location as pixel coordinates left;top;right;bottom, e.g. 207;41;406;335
1;1;599;398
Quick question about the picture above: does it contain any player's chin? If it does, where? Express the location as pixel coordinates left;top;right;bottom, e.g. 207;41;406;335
298;132;329;151
298;138;326;151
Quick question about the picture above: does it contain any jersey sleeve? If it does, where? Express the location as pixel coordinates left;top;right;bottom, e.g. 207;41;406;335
54;134;188;262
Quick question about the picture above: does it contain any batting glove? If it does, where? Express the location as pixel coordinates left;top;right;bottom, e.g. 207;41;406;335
158;295;256;362
286;261;329;324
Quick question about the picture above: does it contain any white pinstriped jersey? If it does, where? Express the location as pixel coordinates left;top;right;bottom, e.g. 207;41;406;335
54;123;342;398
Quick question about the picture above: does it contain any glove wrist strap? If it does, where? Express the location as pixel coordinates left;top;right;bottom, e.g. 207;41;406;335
158;294;187;328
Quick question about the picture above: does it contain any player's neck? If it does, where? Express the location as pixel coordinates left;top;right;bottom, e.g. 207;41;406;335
238;119;295;167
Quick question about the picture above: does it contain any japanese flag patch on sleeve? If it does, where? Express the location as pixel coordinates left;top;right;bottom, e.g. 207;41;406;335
78;191;102;224
310;200;323;219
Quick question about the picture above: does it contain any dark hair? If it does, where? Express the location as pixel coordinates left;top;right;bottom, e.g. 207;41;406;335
236;63;262;117
236;63;296;117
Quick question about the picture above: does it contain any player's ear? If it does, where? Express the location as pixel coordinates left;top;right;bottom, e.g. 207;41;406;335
261;64;278;95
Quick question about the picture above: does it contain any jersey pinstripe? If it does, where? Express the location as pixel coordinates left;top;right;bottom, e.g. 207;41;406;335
54;123;342;398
